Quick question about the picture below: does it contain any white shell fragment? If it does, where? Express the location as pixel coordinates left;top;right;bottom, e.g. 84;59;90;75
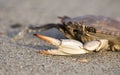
84;40;100;51
59;47;89;55
60;39;83;49
59;39;89;54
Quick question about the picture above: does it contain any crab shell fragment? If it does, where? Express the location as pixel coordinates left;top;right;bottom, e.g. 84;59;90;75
33;15;120;55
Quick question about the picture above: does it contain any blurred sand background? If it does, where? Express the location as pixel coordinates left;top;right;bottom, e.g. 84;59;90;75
0;0;120;75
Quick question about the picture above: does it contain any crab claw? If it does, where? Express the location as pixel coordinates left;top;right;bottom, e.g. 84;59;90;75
34;34;60;46
34;34;89;55
34;34;109;55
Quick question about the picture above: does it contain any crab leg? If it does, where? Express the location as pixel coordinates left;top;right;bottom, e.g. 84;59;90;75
11;23;62;41
34;34;109;55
